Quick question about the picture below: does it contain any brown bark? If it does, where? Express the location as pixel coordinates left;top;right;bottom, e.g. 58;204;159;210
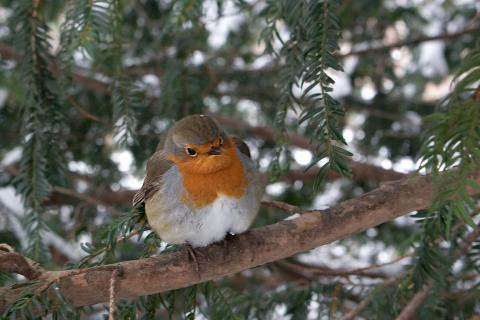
2;171;479;312
0;245;45;281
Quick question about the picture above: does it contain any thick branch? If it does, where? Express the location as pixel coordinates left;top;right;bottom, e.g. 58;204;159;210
1;170;478;311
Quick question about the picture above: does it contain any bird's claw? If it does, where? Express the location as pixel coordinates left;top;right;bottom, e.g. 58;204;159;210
185;244;204;279
222;232;235;259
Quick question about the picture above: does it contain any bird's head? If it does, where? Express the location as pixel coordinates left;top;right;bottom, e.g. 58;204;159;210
163;115;238;175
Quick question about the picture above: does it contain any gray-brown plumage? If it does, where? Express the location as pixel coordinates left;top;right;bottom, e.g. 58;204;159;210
133;114;263;248
133;115;252;208
132;151;172;208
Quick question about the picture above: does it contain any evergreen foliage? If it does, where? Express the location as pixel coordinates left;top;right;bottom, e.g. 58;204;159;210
262;0;351;181
10;0;67;260
0;0;479;318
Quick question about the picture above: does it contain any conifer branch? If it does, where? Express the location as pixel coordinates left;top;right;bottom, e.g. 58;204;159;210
1;169;479;312
279;254;410;279
344;25;480;57
0;43;412;185
0;163;403;210
395;225;480;320
11;0;66;260
342;276;401;320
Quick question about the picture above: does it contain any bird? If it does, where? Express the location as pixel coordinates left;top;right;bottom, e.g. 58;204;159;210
132;114;263;271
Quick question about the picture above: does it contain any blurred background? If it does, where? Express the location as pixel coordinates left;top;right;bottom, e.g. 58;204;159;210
0;0;479;318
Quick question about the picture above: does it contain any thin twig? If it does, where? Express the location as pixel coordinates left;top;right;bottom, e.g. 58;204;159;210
395;284;432;320
279;254;411;279
0;244;15;253
51;186;122;215
261;200;307;214
279;261;385;279
67;97;103;122
395;226;480;320
342;276;401;320
343;25;480;57
0;244;46;280
351;254;411;273
78;228;144;266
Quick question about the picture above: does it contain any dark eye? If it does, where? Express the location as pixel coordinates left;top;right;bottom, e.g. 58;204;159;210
185;147;197;157
219;136;224;146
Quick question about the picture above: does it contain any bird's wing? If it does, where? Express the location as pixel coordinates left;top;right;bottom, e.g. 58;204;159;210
132;150;173;207
231;136;251;159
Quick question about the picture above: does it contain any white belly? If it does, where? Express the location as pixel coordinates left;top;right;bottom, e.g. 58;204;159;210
146;193;258;247
144;152;263;247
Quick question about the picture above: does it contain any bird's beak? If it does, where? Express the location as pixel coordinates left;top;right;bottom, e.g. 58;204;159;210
207;146;221;155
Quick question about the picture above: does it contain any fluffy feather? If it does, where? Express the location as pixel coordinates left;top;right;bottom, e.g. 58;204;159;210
145;152;262;247
133;114;263;247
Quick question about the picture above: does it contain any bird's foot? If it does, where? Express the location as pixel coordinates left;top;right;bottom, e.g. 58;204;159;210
185;244;205;279
222;232;236;259
223;232;235;249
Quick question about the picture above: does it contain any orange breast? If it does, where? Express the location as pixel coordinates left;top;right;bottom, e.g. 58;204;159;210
167;141;248;208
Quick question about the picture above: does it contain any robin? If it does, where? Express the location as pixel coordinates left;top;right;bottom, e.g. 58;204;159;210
133;114;263;269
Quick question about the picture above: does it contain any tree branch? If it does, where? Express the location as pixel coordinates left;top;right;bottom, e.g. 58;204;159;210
395;284;432;320
0;245;45;280
1;170;478;312
0;43;407;186
395;225;480;320
2;163;396;210
0;45;110;94
210;113;406;183
261;200;307;214
343;25;480;57
1;43;404;187
279;254;410;279
277;261;388;279
342;276;401;320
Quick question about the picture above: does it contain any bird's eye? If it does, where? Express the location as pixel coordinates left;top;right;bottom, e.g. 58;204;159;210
185;147;197;157
218;136;224;146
